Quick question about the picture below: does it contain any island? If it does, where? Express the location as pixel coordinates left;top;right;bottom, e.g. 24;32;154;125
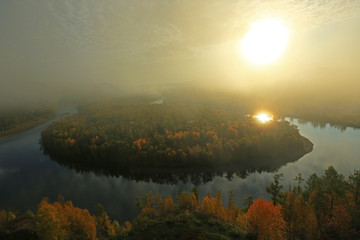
40;99;313;178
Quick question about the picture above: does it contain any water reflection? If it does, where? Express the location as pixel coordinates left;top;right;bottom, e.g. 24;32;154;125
287;117;349;132
44;143;311;185
52;163;281;185
0;112;360;222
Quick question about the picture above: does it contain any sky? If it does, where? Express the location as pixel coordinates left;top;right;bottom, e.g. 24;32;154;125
1;0;360;106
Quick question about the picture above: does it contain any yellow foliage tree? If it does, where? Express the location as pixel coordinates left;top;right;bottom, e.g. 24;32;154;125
36;198;96;240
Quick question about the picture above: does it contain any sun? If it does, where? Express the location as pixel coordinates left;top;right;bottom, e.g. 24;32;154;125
240;19;289;65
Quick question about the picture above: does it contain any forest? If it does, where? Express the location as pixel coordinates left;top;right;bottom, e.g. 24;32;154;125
0;166;359;240
0;107;55;138
40;99;312;174
161;88;360;130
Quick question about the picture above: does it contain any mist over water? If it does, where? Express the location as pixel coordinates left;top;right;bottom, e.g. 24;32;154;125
0;0;360;109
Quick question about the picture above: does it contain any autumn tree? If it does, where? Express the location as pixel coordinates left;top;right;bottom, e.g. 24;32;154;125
348;169;360;233
0;210;16;234
94;203;115;238
136;191;162;221
36;199;68;240
321;205;354;240
111;220;121;236
36;198;96;240
63;201;97;240
282;192;318;240
246;198;286;240
201;195;216;216
191;186;200;202
302;166;353;239
161;196;174;214
0;210;8;233
349;169;360;205
178;192;198;211
120;220;132;235
321;166;347;218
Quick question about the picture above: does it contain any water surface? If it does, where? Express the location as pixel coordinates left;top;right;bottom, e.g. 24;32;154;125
0;110;359;222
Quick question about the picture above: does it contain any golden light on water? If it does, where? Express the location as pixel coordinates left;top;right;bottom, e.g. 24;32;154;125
240;19;289;65
254;113;273;123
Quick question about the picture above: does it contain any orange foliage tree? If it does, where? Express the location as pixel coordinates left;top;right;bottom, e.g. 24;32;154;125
161;196;175;214
36;198;96;240
246;198;286;240
178;192;198;211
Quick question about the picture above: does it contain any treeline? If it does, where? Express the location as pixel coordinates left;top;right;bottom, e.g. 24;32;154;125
0;107;55;137
124;166;360;240
0;198;131;240
282;110;360;131
41;99;312;171
162;87;360;130
1;166;359;239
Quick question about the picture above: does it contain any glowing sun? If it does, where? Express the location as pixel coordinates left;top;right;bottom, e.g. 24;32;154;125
240;19;289;65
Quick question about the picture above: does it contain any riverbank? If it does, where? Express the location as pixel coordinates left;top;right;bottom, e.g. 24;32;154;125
0;107;56;139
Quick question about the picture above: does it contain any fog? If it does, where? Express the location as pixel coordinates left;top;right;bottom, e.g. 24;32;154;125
1;0;360;110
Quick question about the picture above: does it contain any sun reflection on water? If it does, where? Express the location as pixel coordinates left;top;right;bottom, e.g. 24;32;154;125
253;113;273;123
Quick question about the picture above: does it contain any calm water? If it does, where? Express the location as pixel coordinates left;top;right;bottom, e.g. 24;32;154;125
1;107;360;222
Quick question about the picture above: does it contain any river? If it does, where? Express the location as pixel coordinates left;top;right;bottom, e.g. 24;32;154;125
0;106;359;222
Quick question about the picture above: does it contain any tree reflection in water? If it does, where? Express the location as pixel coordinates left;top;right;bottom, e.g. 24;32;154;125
46;154;295;185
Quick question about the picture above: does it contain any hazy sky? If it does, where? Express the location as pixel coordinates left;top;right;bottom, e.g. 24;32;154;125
1;0;360;105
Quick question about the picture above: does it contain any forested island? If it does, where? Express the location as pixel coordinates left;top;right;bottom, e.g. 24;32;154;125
0;107;55;138
40;99;312;177
0;166;359;240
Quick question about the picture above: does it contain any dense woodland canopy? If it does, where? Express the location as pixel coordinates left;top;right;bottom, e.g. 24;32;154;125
40;99;312;176
0;166;359;240
160;88;360;130
128;166;360;240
